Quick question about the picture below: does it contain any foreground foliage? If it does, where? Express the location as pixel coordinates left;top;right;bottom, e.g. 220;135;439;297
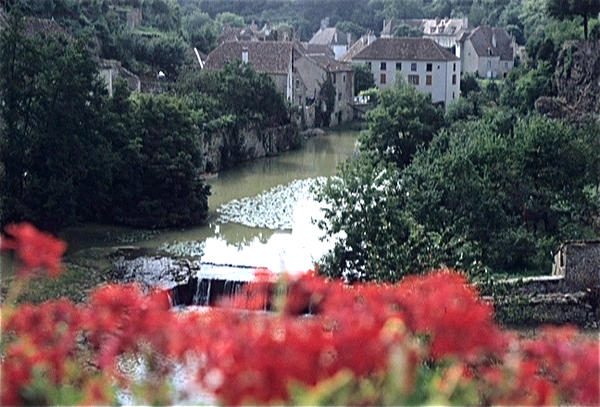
1;223;599;406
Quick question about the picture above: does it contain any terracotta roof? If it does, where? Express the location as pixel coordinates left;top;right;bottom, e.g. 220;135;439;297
309;27;348;46
204;41;294;74
352;37;459;61
217;25;257;44
340;33;374;62
302;43;335;58
466;26;513;60
306;53;352;72
382;18;468;38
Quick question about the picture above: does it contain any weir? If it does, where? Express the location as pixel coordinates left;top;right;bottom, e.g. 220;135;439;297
171;276;246;306
113;251;258;307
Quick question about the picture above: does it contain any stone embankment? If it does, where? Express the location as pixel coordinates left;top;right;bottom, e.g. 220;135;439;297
481;275;598;328
200;122;302;172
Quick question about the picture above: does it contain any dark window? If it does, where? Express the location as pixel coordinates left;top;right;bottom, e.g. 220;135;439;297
366;62;371;69
333;74;336;84
408;74;419;85
380;73;387;84
411;62;417;71
396;62;402;70
426;75;432;85
380;62;387;70
426;63;432;72
453;63;456;71
452;74;456;85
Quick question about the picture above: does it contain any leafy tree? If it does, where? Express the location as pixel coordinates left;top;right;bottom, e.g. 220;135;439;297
546;0;600;39
393;24;424;37
353;63;375;96
315;157;419;282
361;84;445;168
148;33;188;78
335;20;367;42
111;94;210;228
215;11;245;28
316;75;336;127
460;73;480;97
0;13;113;230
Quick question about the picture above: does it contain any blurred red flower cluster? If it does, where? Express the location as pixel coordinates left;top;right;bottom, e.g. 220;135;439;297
2;223;599;406
1;222;67;277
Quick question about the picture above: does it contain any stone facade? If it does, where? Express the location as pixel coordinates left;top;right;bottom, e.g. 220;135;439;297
553;240;600;293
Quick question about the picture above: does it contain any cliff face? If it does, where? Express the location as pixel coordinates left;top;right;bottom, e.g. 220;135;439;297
536;41;600;120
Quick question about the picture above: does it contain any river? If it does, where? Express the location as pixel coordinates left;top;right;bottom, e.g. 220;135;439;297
59;129;360;275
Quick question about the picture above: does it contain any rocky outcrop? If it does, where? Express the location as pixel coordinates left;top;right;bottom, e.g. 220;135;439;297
536;40;600;120
200;122;301;172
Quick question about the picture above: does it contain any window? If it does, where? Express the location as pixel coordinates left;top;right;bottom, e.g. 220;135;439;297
366;62;372;69
295;79;300;89
453;63;456;72
380;62;387;70
343;74;346;82
452;74;456;85
408;74;419;85
411;62;417;71
380;73;387;84
396;62;402;70
426;75;432;85
487;60;492;68
452;91;455;99
333;74;336;84
338;92;342;101
426;63;432;72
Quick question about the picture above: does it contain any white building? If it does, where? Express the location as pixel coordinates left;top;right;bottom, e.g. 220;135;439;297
351;37;461;109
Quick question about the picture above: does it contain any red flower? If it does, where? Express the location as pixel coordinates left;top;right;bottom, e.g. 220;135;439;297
1;223;67;278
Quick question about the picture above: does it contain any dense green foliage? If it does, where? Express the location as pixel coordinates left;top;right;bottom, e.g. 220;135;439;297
360;84;445;168
0;10;297;231
546;0;600;39
353;63;375;96
317;45;600;282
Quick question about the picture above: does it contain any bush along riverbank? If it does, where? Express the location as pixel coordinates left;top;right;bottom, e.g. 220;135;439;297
2;223;599;406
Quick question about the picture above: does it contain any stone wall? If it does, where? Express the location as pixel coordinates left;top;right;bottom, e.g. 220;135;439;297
553;240;600;294
200;122;301;172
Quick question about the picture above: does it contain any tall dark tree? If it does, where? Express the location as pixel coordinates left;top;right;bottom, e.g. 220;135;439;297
0;12;113;230
546;0;600;39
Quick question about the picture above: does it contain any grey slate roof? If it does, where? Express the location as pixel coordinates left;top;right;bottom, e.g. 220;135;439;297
309;27;348;46
352;37;459;61
204;41;294;74
466;26;513;60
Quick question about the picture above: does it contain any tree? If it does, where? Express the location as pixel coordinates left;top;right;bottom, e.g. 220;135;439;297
111;94;210;228
315;157;418;282
393;24;424;37
0;13;113;230
353;63;375;96
546;0;600;39
361;84;445;168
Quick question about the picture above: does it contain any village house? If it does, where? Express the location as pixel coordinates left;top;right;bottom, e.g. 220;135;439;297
350;37;460;109
458;26;516;78
308;18;351;60
204;41;303;103
297;44;354;126
204;40;353;127
381;17;469;51
381;18;516;78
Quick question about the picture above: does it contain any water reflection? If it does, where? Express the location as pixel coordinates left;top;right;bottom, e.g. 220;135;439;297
60;130;359;270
